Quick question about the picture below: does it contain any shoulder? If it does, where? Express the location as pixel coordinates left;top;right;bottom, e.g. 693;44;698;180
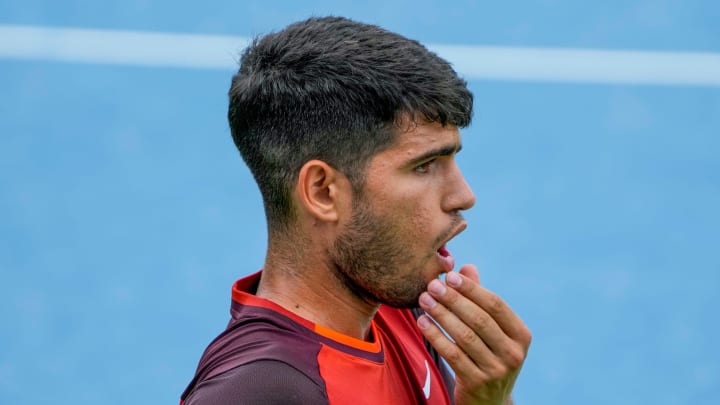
183;359;328;405
182;307;328;402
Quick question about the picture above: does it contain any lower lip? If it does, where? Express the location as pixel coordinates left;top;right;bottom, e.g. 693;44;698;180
436;245;455;273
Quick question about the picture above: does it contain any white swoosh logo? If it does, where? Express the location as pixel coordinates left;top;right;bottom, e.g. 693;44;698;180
422;360;431;399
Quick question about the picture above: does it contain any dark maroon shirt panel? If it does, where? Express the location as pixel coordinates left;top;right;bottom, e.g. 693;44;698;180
183;359;328;405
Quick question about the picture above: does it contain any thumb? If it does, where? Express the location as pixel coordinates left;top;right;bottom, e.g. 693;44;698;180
458;263;480;284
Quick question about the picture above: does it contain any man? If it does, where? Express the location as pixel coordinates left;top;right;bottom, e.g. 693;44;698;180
182;16;531;405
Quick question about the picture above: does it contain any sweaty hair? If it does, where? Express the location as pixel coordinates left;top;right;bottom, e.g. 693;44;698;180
228;16;473;231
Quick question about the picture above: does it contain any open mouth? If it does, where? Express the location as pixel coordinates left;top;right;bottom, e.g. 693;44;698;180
437;244;450;258
436;243;455;273
434;220;467;274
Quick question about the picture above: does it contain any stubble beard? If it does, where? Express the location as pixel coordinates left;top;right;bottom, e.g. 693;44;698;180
329;197;429;308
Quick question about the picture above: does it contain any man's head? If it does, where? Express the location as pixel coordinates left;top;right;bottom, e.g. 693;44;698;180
228;16;473;233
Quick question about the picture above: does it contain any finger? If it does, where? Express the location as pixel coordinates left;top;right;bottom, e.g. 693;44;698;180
445;272;531;347
416;311;492;381
424;281;517;361
458;263;479;284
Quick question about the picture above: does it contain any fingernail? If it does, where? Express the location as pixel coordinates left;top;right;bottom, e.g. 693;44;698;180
417;315;432;329
428;279;447;296
447;272;462;288
419;292;437;308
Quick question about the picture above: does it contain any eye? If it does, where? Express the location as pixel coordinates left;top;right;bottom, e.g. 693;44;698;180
414;159;435;174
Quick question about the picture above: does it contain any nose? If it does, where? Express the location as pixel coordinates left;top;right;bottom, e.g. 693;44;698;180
443;162;476;212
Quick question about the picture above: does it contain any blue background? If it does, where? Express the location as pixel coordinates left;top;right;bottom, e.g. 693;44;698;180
1;1;719;404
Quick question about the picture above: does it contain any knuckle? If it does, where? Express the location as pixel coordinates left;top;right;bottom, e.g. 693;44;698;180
468;369;489;386
486;363;508;380
444;346;465;364
470;312;492;331
503;346;525;369
444;288;462;306
486;293;505;314
457;327;478;345
517;325;533;347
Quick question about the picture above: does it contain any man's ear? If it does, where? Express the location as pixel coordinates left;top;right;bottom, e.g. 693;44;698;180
295;160;350;223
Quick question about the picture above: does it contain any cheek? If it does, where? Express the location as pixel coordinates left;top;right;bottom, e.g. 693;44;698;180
369;184;440;235
410;205;433;229
387;201;434;237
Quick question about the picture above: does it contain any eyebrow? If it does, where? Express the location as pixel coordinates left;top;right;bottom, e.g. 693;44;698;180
404;143;463;167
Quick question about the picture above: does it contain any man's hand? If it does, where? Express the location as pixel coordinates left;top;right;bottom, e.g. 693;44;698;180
417;264;531;405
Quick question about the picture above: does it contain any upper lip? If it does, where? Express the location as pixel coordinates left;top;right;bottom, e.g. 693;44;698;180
436;219;468;251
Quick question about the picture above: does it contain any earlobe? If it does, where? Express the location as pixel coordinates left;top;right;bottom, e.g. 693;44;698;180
296;160;346;223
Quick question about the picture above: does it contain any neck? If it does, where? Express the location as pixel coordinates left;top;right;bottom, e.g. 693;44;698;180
256;235;379;341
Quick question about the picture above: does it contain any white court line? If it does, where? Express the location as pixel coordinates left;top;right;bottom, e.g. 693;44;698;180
1;24;720;86
0;25;250;69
